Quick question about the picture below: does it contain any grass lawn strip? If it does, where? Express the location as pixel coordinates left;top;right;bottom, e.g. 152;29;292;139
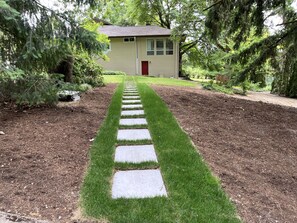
112;81;167;200
81;78;240;222
137;82;241;222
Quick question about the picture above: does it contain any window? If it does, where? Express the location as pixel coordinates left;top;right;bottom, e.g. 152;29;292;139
123;37;135;42
147;39;174;56
147;39;154;55
166;39;173;55
156;39;164;55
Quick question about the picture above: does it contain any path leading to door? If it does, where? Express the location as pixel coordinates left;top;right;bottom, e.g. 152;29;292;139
111;82;167;199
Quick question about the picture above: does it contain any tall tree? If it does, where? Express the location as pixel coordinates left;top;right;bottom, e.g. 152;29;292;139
126;0;207;77
205;0;297;97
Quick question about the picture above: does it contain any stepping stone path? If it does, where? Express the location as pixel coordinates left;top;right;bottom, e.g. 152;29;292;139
112;82;167;199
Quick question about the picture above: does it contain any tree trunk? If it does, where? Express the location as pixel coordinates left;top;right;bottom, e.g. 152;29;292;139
178;50;183;77
51;56;74;83
64;56;74;83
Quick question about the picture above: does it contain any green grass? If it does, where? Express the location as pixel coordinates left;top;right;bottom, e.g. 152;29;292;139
115;162;159;171
103;74;198;87
119;124;148;129
103;74;125;84
136;76;198;87
80;79;240;222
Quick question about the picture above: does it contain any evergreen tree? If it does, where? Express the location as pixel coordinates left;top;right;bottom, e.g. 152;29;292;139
0;0;106;80
205;0;297;97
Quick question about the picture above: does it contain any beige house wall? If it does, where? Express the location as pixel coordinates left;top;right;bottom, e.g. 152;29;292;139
99;38;137;74
99;36;179;78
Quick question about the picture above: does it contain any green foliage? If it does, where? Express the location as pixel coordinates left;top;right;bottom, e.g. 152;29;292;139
0;68;58;106
59;82;92;92
205;0;297;98
202;82;234;95
73;53;104;87
0;0;106;72
102;70;126;75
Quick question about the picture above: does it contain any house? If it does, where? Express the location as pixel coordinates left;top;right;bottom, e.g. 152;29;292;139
98;25;179;78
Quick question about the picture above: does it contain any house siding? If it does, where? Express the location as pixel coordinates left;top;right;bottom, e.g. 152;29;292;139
99;36;179;78
99;38;137;74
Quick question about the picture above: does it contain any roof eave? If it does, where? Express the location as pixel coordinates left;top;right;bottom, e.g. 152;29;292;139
108;34;171;38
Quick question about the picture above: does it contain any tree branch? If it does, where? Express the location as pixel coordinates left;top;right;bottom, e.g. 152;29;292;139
180;40;198;55
203;0;223;12
276;20;297;26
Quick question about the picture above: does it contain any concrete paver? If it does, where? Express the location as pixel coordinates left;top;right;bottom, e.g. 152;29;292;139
112;169;167;199
115;145;158;163
119;118;147;126
122;104;143;109
122;100;141;104
121;110;144;116
117;129;151;141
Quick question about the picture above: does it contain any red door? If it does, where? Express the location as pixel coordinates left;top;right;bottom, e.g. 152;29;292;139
141;61;149;75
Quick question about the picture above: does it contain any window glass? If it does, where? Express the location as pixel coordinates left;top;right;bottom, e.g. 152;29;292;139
124;37;129;42
147;39;154;55
166;39;173;55
156;39;164;55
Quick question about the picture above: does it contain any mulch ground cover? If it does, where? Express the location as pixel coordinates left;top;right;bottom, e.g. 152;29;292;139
0;84;116;223
153;85;297;223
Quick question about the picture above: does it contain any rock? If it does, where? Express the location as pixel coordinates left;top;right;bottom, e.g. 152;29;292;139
0;131;5;135
58;90;80;102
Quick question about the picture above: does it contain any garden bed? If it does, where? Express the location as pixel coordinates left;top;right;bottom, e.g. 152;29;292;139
0;84;116;223
153;85;297;223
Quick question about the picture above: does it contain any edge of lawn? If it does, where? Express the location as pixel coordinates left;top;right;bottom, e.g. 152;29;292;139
137;82;241;222
79;81;124;220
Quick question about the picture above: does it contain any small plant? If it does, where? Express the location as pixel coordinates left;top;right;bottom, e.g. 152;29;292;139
202;82;234;94
103;70;126;75
59;82;92;92
0;69;59;106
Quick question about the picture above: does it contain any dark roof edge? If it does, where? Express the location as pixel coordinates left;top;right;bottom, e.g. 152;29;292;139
108;34;171;38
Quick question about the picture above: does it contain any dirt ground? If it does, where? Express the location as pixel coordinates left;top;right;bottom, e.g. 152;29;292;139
153;85;297;223
0;84;116;223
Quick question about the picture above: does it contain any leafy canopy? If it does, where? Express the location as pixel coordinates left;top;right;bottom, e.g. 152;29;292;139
0;0;107;72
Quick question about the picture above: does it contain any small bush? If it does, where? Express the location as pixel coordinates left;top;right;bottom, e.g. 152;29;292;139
202;82;234;94
0;69;58;106
102;70;126;75
59;82;92;92
73;54;104;87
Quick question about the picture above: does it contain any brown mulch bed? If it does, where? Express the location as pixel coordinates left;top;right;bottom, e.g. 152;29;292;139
153;85;297;223
0;84;116;223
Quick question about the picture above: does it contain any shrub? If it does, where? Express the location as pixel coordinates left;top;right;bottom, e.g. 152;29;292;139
0;69;58;106
59;82;92;92
73;53;104;87
102;70;126;75
202;82;234;94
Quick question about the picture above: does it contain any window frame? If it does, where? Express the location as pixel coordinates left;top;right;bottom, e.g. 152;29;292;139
146;38;174;56
156;39;164;55
166;39;173;55
147;39;155;56
123;37;135;43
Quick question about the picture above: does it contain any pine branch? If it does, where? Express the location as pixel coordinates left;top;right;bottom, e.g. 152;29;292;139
180;40;198;55
276;20;297;26
203;0;223;12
